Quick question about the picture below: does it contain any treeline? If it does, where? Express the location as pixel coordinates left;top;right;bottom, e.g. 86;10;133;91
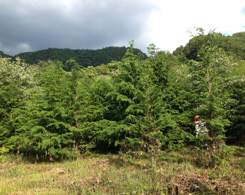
0;30;244;166
174;30;245;61
0;51;12;58
0;46;147;71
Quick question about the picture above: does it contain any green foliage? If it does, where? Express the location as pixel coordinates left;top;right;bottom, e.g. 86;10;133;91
110;42;162;168
0;51;12;58
108;42;188;168
0;58;38;145
2;60;82;160
186;30;238;166
0;146;9;162
224;60;245;143
78;76;120;151
12;47;147;70
174;28;245;62
1;31;245;162
173;28;245;144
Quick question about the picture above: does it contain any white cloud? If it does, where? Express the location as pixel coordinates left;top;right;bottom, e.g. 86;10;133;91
16;43;32;54
148;0;245;52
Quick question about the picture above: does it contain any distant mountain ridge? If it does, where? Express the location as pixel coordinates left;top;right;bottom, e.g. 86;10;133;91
0;46;147;71
0;51;12;58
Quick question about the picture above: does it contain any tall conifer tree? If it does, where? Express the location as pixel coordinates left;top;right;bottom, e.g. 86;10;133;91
189;40;236;165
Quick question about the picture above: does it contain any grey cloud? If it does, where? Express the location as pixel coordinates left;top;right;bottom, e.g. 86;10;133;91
0;0;157;55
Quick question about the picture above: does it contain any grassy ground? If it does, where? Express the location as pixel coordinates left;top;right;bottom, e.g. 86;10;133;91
0;145;244;195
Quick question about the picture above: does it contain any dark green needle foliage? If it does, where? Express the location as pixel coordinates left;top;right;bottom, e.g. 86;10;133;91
107;42;187;168
0;29;244;163
187;30;238;166
0;58;38;146
6;61;80;160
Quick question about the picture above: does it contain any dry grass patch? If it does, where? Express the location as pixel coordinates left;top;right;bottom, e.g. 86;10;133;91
0;146;244;194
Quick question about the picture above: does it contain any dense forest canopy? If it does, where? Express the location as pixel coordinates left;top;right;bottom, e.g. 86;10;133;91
0;51;12;58
174;30;245;61
0;30;244;167
0;46;147;71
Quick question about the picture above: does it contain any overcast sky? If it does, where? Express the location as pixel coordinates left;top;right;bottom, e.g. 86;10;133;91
0;0;245;56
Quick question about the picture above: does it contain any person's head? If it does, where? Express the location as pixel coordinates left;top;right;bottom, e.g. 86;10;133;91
194;115;200;124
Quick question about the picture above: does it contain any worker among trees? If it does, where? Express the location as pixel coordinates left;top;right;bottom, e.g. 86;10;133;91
194;115;209;152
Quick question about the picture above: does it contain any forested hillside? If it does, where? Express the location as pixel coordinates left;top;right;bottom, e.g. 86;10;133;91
0;51;11;58
0;46;147;71
174;30;245;61
0;30;244;169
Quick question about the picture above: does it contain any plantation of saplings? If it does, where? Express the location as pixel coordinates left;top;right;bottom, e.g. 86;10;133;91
0;30;244;194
